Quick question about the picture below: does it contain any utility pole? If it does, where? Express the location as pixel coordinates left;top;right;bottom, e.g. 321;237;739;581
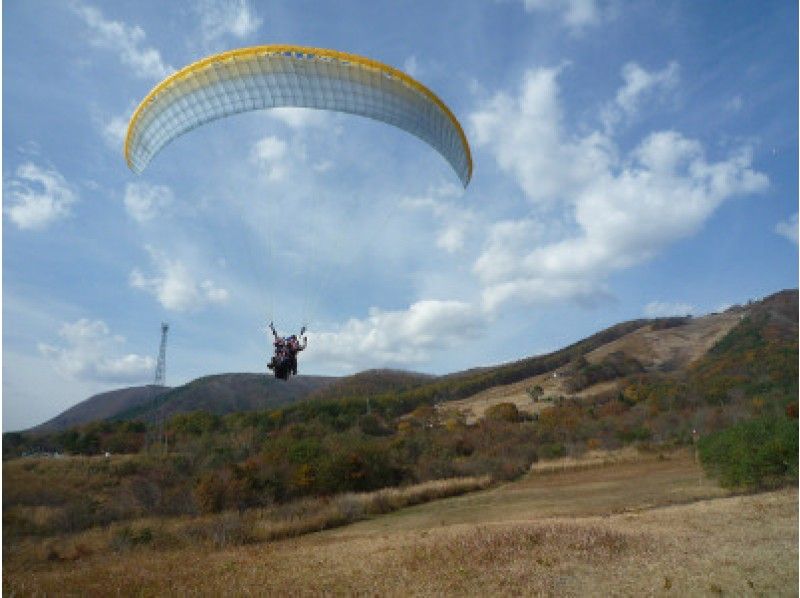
153;323;169;452
154;322;169;386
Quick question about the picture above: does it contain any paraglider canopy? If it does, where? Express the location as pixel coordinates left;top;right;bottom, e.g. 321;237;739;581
124;44;472;186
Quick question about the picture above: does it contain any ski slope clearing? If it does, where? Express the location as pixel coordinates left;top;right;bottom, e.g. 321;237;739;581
441;311;742;423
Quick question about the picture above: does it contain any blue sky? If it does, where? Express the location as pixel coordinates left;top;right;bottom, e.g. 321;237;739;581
3;0;797;431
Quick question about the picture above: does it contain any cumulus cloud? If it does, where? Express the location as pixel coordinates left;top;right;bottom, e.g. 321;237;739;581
5;162;78;230
70;1;173;80
644;301;696;318
102;115;129;149
195;0;261;44
313;160;334;173
603;62;680;130
38;319;154;384
725;95;743;113
470;66;768;312
403;55;420;78
471;66;612;204
521;0;603;31
250;135;291;181
267;107;328;129
130;246;229;311
775;213;798;245
124;182;173;223
306;300;484;372
401;185;475;254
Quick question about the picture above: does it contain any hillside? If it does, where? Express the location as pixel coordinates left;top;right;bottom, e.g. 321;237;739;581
28;385;169;435
443;309;744;422
9;289;796;452
118;373;336;422
3;290;796;594
307;369;435;402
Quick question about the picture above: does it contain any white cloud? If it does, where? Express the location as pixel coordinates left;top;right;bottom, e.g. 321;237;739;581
401;186;475;254
102;114;129;150
481;278;607;313
470;66;769;312
124;182;173;223
252;136;287;161
306;300;484;372
522;0;603;31
195;0;261;44
603;62;679;129
71;2;173;80
38;319;155;384
267;107;328;129
725;95;743;113
473;220;546;284
644;301;696;318
5;162;78;230
471;65;614;204
17;141;41;156
130;246;229;311
250;135;289;181
403;55;420;78
775;213;798;244
313;160;334;173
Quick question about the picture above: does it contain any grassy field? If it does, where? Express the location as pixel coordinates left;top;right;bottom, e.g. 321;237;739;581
5;448;796;596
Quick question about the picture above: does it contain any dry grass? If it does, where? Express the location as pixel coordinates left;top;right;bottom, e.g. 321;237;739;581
3;476;492;567
529;445;660;474
5;488;795;596
587;311;741;371
5;449;795;596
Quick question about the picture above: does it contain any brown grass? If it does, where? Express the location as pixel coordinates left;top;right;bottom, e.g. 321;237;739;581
588;311;741;370
529;445;658;474
5;489;795;596
5;450;796;596
3;476;492;567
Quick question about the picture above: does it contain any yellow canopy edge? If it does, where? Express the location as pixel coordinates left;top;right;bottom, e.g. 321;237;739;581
124;44;473;184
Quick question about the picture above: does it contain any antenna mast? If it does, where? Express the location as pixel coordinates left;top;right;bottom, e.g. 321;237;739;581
154;322;169;386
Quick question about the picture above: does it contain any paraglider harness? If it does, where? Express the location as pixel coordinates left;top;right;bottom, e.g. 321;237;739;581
267;323;306;380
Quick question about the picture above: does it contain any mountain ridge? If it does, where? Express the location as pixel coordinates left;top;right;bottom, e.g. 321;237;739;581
19;289;796;435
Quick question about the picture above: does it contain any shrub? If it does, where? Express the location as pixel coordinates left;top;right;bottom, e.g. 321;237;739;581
194;472;227;514
539;442;566;459
110;526;153;552
615;426;652;444
484;403;521;423
698;415;798;490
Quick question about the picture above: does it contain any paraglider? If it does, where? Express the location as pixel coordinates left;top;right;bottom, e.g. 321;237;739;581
124;45;472;379
124;44;472;185
267;322;306;380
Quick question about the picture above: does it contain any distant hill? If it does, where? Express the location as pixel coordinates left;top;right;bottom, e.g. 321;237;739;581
19;289;797;436
24;374;336;434
307;369;435;402
439;289;797;422
114;374;336;423
29;385;169;435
